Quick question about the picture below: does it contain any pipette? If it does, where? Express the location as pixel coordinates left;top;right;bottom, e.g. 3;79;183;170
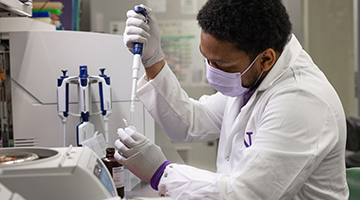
129;6;147;126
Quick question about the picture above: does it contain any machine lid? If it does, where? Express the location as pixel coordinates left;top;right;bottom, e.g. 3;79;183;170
0;151;39;165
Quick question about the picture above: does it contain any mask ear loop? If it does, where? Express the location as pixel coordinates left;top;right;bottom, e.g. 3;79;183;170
241;54;261;76
247;53;264;90
252;70;264;86
249;67;265;91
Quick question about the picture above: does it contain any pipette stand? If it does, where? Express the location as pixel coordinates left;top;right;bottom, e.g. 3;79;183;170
57;66;112;147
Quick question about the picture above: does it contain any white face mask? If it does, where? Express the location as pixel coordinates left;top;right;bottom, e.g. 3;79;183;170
205;54;262;97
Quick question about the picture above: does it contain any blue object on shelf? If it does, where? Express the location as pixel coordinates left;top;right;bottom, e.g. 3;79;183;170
32;11;51;18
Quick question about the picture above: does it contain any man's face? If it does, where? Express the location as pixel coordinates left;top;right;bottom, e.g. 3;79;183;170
199;30;263;88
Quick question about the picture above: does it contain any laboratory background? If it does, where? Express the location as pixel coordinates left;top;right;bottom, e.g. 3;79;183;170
0;0;358;199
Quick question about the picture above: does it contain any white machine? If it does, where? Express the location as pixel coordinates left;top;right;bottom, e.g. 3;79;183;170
0;146;121;200
0;19;155;148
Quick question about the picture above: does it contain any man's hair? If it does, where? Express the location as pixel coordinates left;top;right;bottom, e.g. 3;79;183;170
197;0;292;59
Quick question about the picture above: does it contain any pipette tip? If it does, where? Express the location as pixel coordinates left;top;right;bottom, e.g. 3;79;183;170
122;118;129;127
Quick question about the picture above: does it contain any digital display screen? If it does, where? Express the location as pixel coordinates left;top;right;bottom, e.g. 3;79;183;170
93;158;117;197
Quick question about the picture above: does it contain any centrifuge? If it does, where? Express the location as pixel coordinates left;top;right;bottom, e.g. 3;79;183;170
0;146;120;200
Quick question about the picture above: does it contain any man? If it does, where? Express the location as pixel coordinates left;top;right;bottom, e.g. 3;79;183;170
114;0;349;199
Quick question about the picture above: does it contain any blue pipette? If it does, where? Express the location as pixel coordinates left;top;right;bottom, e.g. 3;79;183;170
129;6;147;126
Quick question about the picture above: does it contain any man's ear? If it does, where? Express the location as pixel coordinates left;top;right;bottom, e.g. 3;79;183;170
260;48;277;72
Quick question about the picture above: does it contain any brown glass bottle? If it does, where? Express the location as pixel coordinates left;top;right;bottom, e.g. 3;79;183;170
101;147;125;198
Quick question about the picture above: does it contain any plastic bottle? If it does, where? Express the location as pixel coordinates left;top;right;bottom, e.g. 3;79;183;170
101;147;125;198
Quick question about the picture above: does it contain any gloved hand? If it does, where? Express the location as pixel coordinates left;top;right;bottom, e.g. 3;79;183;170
114;127;167;183
123;4;164;68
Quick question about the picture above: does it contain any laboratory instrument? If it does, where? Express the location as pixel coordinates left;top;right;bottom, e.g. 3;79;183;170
129;6;147;126
0;146;121;200
57;66;112;147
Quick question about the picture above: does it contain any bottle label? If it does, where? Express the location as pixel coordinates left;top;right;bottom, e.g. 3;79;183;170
112;166;124;188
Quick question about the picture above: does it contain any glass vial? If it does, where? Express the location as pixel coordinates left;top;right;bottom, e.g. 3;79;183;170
101;147;125;198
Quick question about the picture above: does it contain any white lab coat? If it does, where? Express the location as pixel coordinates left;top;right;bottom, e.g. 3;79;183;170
137;35;349;199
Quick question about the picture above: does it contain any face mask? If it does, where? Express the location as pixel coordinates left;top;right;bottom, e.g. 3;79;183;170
206;54;262;97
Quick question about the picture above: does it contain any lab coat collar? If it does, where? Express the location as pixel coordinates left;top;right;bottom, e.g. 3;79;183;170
257;34;302;91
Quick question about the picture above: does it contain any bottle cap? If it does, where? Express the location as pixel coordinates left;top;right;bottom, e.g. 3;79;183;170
106;147;115;156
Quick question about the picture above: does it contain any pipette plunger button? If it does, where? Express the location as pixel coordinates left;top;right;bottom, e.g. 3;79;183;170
61;70;68;77
100;68;106;75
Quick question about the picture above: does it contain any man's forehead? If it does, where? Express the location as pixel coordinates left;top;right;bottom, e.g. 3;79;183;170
200;33;249;63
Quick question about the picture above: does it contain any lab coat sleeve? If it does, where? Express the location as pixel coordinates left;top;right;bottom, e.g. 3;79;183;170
156;88;344;199
137;62;227;142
